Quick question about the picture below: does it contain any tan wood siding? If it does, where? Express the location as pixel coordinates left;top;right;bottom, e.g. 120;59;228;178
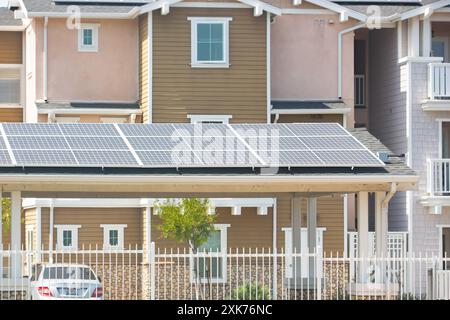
39;208;142;249
0;32;22;64
0;108;23;122
139;14;149;123
274;114;344;124
152;8;267;123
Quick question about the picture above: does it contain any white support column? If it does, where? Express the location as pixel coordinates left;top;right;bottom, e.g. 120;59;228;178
374;192;387;283
272;197;278;300
145;206;151;263
307;198;317;281
36;207;42;262
422;17;431;57
0;191;3;277
49;202;54;262
10;191;22;279
408;16;420;57
357;192;369;282
291;194;302;280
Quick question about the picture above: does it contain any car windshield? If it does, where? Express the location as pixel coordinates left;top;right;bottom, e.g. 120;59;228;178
42;266;97;280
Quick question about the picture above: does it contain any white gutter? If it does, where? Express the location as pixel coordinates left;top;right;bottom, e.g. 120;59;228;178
38;108;142;116
0;26;26;31
399;0;450;21
27;10;139;19
271;107;351;115
338;22;366;99
43;16;48;102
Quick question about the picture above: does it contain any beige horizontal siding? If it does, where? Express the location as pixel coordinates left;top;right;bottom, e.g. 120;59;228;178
152;8;267;124
0;31;22;64
0;108;23;122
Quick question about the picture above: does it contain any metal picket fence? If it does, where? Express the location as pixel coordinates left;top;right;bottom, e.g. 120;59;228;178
1;245;450;300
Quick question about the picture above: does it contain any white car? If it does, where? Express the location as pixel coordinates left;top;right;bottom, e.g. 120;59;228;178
30;264;103;300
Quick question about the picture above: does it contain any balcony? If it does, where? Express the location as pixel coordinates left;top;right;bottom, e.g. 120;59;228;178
429;63;450;100
0;64;21;106
427;159;450;198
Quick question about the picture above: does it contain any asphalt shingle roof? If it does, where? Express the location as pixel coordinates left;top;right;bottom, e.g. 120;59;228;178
22;0;143;14
0;7;22;26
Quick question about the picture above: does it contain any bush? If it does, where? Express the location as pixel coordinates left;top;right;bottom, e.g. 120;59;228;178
231;282;271;300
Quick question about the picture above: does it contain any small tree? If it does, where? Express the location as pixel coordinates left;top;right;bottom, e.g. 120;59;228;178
156;198;217;299
157;198;216;253
1;198;11;233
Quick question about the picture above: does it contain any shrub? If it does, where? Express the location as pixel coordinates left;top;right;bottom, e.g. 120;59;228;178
231;282;271;300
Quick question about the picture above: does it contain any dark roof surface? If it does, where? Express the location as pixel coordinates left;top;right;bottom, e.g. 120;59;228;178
0;7;22;26
271;100;349;111
23;0;143;13
37;102;140;109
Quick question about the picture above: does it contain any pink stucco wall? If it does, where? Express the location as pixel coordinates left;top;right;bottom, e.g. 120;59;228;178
35;18;138;102
271;14;355;104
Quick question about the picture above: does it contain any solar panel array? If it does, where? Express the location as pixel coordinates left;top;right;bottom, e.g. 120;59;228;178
0;123;384;168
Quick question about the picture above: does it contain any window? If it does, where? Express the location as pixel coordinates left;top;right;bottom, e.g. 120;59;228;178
432;37;449;62
190;224;229;283
101;224;127;250
188;17;232;68
55;225;81;250
78;24;99;52
188;115;232;124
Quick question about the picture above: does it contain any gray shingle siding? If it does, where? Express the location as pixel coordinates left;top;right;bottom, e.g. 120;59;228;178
367;28;409;231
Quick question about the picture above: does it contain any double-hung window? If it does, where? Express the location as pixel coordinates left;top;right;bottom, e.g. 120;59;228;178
188;17;232;68
55;225;81;251
190;224;230;284
78;24;99;52
101;224;127;250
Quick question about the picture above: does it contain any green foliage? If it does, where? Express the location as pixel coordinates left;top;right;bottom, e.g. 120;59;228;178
231;282;272;300
156;198;216;251
398;293;426;300
1;198;11;233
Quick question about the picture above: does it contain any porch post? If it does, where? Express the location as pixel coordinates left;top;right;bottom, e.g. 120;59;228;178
0;191;3;278
375;192;387;282
291;193;302;281
422;17;431;58
307;197;317;281
10;191;22;279
145;206;151;263
357;191;369;282
36;207;42;262
49;201;54;263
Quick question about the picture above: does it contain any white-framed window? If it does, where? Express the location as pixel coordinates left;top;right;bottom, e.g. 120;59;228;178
100;224;127;250
78;24;99;52
188;114;232;124
190;224;230;284
188;17;232;68
282;227;325;279
26;225;34;251
55;225;81;250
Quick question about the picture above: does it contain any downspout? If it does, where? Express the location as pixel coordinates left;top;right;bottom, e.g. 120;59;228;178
382;182;397;209
338;22;366;99
43;16;48;102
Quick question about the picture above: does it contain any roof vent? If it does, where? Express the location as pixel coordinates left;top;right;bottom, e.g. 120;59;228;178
377;152;389;163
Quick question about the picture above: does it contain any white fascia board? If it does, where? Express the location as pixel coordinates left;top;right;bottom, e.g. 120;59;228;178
420;196;450;207
38;108;142;116
271;108;351;115
140;0;184;14
23;197;276;208
301;0;366;22
26;10;138;19
0;26;25;31
6;174;419;185
422;100;450;111
399;0;450;21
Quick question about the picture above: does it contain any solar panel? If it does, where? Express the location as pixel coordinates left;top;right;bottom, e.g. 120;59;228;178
0;123;384;168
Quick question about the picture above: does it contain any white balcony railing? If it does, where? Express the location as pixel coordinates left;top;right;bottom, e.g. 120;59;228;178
429;63;450;100
427;159;450;196
354;74;365;106
0;64;21;105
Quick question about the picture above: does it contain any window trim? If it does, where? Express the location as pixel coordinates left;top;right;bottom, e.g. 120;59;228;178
100;224;127;250
188;114;232;124
188;17;232;68
55;225;81;251
78;24;100;52
189;223;230;284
